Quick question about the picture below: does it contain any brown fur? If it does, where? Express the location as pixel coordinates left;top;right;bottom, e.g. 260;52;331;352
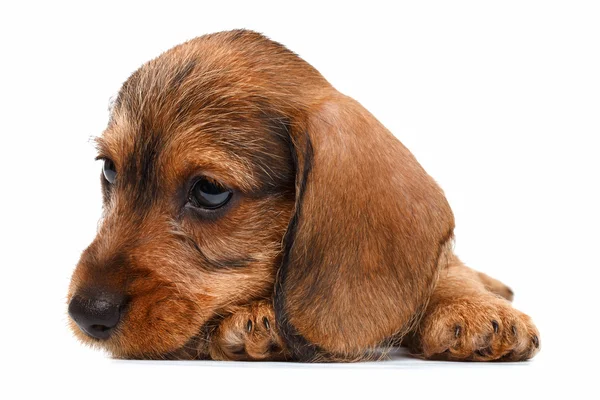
67;29;539;362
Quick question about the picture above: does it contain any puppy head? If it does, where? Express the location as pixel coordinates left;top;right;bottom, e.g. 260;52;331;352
67;30;454;360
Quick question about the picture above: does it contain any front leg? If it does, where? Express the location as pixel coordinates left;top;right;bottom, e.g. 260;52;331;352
209;300;290;361
407;256;540;361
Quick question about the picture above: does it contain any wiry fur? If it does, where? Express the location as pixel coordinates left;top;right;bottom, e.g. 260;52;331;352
68;30;540;362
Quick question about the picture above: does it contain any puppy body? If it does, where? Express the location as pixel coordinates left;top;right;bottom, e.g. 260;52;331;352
68;30;539;362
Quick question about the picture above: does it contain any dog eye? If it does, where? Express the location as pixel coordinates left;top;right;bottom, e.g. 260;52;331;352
102;159;117;184
189;178;232;209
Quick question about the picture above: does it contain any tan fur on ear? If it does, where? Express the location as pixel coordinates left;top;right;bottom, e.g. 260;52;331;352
275;93;455;360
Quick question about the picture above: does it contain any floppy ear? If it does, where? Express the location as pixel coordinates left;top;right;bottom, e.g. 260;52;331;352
274;94;455;360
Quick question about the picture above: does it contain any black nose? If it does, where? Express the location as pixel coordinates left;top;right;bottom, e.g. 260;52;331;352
68;292;125;340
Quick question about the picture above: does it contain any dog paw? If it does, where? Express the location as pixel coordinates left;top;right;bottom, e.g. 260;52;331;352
415;297;540;361
209;300;289;361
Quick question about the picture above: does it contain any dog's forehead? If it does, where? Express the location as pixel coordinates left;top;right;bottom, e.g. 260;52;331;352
97;42;296;198
99;114;259;190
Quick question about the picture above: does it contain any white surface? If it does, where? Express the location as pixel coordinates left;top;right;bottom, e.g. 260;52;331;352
1;1;599;399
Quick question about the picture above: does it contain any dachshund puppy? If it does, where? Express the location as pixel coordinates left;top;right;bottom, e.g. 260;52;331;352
67;30;540;362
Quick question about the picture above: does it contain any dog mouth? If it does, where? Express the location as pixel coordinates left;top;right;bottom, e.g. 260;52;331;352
153;318;221;360
114;313;224;360
160;336;209;360
68;301;218;360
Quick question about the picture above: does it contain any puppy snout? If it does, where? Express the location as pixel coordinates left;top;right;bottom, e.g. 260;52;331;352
68;292;125;340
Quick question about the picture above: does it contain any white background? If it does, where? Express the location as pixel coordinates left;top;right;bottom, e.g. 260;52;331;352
1;1;598;399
